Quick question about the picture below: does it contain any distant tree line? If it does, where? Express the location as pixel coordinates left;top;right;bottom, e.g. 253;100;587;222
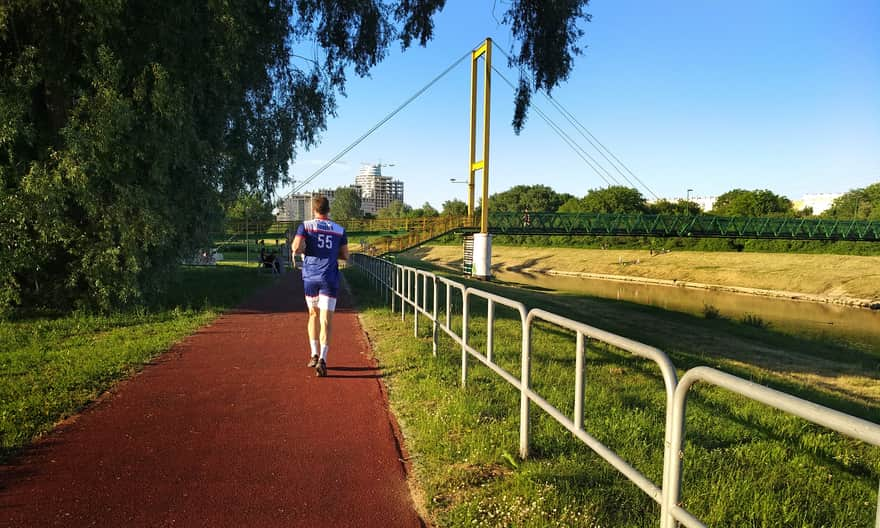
397;183;879;219
325;182;879;222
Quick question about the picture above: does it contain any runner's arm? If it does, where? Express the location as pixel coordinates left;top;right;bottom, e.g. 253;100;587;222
292;235;306;256
338;243;349;261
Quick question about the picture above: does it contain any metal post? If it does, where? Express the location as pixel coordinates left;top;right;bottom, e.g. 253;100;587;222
575;332;585;430
390;266;396;312
432;277;439;357
461;294;469;388
402;270;407;321
665;389;687;528
519;318;531;459
445;282;452;330
413;272;419;337
486;299;495;363
876;480;880;528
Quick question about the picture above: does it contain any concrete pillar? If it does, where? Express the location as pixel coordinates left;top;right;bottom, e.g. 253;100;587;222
472;233;492;280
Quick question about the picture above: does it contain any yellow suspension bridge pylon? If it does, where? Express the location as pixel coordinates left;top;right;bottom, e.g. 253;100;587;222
468;38;493;279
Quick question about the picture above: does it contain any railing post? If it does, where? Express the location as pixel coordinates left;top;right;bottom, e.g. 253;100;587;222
574;331;585;430
401;269;407;321
876;480;880;528
384;262;389;305
666;381;689;528
413;272;419;337
519;317;531;459
445;282;452;330
432;277;439;357
461;294;469;388
486;299;495;363
390;265;396;312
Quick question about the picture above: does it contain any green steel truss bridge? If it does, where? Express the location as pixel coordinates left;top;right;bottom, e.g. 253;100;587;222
477;212;880;241
227;214;877;258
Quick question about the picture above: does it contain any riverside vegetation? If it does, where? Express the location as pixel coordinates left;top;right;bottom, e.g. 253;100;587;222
345;261;879;527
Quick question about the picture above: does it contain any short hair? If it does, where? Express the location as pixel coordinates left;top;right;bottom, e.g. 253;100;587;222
312;196;330;215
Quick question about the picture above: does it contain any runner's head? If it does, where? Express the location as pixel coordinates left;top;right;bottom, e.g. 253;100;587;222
313;196;330;218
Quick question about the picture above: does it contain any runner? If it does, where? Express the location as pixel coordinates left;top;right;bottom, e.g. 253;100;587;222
292;195;349;377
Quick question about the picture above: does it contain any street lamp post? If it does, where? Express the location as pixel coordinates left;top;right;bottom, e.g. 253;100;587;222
685;189;693;215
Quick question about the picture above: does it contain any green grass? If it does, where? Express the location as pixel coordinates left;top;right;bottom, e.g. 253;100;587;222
396;256;880;416
0;262;268;461
345;266;880;527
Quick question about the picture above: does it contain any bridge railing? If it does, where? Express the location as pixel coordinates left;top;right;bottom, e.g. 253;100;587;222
362;215;472;255
350;253;880;528
486;212;880;241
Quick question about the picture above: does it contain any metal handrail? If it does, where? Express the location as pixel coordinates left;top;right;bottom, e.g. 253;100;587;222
526;308;679;525
350;253;880;528
666;367;880;528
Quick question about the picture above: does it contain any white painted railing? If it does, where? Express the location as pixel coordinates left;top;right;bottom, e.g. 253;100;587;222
351;253;880;528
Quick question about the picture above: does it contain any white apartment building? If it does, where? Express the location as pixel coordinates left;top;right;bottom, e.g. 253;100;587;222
276;188;336;222
275;163;405;220
355;164;404;215
659;192;842;215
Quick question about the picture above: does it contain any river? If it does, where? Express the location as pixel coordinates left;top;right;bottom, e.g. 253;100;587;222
492;269;880;352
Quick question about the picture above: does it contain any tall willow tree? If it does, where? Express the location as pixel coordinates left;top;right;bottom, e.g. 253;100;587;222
0;0;591;312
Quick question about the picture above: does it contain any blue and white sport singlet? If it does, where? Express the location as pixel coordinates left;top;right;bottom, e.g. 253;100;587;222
296;219;348;283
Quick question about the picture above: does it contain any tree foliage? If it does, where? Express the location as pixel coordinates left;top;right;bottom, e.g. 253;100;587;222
412;202;439;217
441;198;468;216
489;184;573;212
711;189;793;217
226;192;275;230
330;187;363;222
377;199;413;219
504;1;592;132
571;186;648;213
648;199;701;215
0;1;592;312
823;183;880;220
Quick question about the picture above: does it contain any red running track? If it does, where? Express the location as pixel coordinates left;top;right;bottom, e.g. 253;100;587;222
0;272;424;527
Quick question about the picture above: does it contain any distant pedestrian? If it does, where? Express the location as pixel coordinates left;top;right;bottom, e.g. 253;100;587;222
292;196;349;377
521;207;531;227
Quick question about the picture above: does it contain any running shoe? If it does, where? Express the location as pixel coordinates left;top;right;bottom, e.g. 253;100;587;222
315;359;327;377
307;355;319;368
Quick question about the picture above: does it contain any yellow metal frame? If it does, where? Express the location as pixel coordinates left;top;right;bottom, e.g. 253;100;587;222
468;38;492;234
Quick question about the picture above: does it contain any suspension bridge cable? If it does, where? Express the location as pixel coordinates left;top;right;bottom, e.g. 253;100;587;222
285;49;472;198
544;94;660;200
540;94;643;192
491;65;619;187
494;46;659;199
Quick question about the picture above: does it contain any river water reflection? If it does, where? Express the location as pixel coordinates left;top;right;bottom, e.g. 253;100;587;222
492;269;880;352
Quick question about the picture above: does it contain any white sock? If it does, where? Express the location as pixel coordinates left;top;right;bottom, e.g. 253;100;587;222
310;340;319;357
320;344;329;361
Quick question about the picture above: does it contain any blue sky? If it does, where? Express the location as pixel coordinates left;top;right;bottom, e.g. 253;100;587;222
279;0;880;210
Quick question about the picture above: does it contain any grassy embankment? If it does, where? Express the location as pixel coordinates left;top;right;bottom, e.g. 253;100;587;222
0;262;269;461
345;260;880;527
412;245;880;302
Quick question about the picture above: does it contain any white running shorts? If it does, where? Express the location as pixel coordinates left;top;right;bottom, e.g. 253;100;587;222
305;294;337;312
